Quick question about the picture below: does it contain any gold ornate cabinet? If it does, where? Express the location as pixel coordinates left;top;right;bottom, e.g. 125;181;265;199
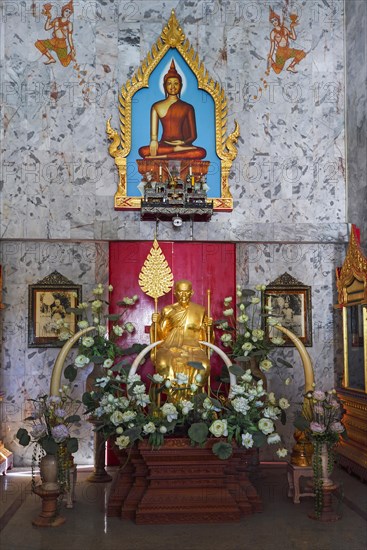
335;225;367;480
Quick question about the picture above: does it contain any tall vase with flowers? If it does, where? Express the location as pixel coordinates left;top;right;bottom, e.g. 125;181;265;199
16;385;80;494
295;387;347;519
216;285;293;383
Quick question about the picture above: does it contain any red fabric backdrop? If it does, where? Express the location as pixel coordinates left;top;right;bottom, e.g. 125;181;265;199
106;241;236;464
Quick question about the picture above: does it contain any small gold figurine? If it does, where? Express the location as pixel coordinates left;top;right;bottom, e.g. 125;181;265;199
150;280;213;401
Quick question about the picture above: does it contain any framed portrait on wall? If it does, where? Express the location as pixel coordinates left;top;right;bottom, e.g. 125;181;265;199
28;271;81;348
263;273;312;347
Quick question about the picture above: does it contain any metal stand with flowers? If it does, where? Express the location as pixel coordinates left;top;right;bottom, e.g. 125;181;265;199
216;285;293;386
295;388;347;521
16;387;80;526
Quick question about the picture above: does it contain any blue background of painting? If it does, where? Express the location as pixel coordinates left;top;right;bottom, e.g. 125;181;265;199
126;50;220;198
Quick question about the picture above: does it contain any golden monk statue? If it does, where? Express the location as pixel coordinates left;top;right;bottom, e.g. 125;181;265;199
150;280;213;398
138;60;207;160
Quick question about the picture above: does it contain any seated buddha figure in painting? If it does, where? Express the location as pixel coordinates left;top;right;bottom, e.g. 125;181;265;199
150;280;213;400
138;60;207;161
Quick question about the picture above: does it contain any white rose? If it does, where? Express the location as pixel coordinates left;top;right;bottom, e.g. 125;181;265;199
176;373;189;385
77;320;89;329
113;325;123;336
258;418;274;435
270;336;285;345
279;398;290;410
103;358;113;369
74;354;90;368
260;359;273;372
115;435;130;449
180;400;194;415
82;336;94;348
241;370;253;383
250;297;261;304
110;410;124;426
124;322;134;334
161;403;178;422
143;422;156;434
232;397;250;414
91;300;102;311
159;426;167;434
122;411;137;422
238;314;249;323
223;308;234;316
267;433;281;445
190;383;198;392
152;373;164;383
116;427;123;434
276;448;288;458
209;419;228;437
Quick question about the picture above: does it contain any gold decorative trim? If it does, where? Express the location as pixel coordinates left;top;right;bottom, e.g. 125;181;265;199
336;225;367;305
107;9;239;212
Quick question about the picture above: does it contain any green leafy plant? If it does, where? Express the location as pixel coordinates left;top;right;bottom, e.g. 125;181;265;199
56;284;145;383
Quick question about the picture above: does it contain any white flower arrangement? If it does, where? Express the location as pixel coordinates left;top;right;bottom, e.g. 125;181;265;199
215;285;292;375
82;363;288;460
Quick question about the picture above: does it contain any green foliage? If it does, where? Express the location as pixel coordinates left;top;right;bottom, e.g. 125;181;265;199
16;428;31;447
188;422;209;444
212;441;233;460
64;364;78;382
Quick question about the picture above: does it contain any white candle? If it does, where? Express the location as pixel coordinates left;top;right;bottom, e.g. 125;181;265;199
189;166;192;176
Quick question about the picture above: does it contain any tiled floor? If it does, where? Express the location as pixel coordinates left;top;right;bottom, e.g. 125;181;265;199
0;464;366;550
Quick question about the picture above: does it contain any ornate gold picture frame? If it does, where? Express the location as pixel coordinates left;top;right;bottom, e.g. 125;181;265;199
107;10;239;212
263;272;313;347
28;271;81;348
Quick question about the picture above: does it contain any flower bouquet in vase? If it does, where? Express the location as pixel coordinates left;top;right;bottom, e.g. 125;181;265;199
295;387;347;521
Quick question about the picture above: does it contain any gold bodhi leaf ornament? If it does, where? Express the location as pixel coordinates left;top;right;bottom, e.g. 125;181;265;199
139;239;174;303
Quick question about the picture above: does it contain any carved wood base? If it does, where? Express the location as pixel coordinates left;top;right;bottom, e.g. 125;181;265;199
308;483;341;522
32;487;66;527
108;438;262;524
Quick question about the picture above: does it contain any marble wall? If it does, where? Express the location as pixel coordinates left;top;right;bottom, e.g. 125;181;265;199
0;241;109;465
0;0;353;465
345;0;367;245
1;0;346;240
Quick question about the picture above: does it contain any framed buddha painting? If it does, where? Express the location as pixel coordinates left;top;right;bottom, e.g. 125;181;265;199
107;10;239;212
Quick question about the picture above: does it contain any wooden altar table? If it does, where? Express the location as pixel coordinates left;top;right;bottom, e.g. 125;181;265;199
107;438;262;524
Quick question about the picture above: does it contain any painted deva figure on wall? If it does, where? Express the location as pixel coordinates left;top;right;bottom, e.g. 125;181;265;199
35;1;75;66
267;7;306;75
138;60;207;161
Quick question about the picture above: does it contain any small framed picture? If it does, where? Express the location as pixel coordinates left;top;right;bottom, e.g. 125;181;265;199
28;271;82;348
263;273;312;347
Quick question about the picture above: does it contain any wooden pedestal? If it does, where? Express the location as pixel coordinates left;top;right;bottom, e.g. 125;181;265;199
108;438;262;524
308;483;341;522
32;487;65;527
